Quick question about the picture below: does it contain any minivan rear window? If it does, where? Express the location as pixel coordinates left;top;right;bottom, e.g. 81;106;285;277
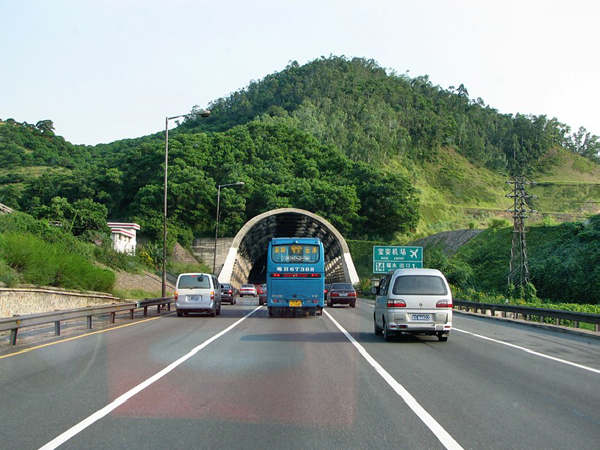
178;275;211;289
392;275;447;295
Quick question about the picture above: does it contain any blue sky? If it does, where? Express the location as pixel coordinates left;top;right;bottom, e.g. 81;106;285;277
1;0;599;145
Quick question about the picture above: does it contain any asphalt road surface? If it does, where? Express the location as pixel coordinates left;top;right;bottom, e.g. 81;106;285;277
1;297;598;450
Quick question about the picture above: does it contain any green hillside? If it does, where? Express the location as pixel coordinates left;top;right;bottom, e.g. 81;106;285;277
1;56;599;304
452;215;600;304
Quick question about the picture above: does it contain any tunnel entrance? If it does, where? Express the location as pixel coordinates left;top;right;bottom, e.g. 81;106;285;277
217;208;359;288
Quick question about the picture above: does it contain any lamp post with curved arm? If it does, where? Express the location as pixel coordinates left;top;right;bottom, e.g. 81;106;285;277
213;182;245;274
162;109;210;298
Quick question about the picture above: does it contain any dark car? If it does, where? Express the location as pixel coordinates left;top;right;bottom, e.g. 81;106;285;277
327;282;357;308
220;283;236;305
258;283;267;306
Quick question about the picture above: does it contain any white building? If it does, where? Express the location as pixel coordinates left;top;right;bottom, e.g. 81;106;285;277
107;222;141;255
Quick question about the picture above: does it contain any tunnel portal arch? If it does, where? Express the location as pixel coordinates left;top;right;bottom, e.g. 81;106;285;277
218;208;359;287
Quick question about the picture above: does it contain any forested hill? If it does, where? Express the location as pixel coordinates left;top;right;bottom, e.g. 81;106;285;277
0;119;91;168
182;56;599;172
0;56;598;246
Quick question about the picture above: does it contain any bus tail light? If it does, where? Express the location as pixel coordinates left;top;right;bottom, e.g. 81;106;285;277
387;299;406;308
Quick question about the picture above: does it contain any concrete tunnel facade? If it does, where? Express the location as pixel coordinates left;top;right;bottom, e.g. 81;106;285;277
217;208;359;287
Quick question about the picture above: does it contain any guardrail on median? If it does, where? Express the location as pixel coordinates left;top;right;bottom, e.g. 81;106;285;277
0;297;174;345
453;300;600;333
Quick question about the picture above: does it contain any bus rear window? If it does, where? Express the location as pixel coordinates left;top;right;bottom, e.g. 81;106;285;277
271;244;320;263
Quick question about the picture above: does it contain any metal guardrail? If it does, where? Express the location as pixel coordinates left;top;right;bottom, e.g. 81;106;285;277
0;297;174;345
453;300;600;333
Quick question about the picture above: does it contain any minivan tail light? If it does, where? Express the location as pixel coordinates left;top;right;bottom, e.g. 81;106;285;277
387;299;406;308
211;291;215;300
174;291;178;301
436;300;453;308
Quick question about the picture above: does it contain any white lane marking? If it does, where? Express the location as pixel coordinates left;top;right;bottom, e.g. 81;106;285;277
324;310;464;450
38;306;262;450
453;328;600;374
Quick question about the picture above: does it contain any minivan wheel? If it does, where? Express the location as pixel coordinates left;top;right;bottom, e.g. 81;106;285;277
383;319;394;342
437;332;449;342
374;314;383;336
176;310;183;317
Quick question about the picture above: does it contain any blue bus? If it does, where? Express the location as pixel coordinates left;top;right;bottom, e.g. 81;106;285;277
266;237;325;317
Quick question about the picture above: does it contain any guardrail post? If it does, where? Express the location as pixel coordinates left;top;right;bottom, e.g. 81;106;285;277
167;303;171;311
110;312;116;324
87;316;93;329
573;321;579;329
143;306;148;317
157;304;161;314
540;315;545;325
10;328;18;345
54;321;61;336
130;309;134;319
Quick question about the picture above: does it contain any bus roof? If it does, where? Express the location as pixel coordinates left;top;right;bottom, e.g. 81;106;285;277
270;237;321;245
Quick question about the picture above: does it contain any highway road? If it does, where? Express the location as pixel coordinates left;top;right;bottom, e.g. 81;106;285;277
1;298;598;450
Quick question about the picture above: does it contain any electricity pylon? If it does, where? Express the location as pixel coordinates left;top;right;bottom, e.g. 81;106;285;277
506;176;537;287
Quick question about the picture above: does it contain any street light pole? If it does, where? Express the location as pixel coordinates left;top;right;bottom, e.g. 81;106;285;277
162;110;210;298
213;181;245;275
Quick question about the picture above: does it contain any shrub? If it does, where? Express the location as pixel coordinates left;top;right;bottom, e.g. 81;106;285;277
488;218;509;229
0;232;115;292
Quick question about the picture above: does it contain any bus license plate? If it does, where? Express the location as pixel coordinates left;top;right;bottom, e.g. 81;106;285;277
289;300;302;307
411;314;430;321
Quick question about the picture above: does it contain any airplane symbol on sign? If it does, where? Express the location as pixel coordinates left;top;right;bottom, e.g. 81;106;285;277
410;249;419;258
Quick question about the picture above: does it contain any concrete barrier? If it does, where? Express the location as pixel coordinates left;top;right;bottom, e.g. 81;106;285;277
0;287;122;318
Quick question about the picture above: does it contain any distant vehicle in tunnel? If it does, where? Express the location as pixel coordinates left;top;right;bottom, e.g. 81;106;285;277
267;237;325;317
175;273;222;317
239;284;257;297
327;282;357;308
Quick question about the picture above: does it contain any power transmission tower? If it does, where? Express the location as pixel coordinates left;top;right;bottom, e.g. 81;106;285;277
506;176;537;288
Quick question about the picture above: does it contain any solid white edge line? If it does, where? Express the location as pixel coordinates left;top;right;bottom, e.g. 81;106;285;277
453;328;600;374
323;309;464;450
38;306;263;450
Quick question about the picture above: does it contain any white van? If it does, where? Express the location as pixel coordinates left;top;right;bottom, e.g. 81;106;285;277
175;273;222;317
372;268;452;341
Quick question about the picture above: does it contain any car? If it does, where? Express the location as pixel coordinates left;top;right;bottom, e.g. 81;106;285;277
175;273;221;317
372;268;452;342
258;284;267;305
327;282;357;307
324;284;331;299
220;283;236;305
239;284;257;297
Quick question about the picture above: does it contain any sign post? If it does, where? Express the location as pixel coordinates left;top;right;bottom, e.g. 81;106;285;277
373;246;423;273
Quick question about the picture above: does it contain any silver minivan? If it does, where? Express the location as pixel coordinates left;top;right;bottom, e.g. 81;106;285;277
175;273;222;317
372;268;452;341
